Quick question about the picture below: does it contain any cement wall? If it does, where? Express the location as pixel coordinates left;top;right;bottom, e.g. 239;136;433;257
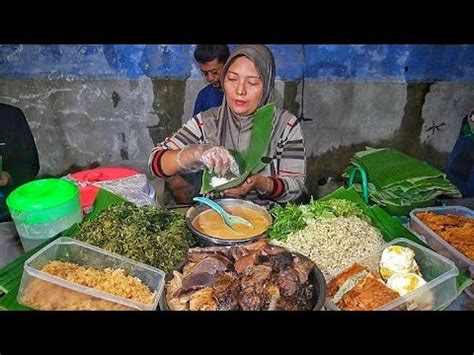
0;78;156;175
1;45;473;199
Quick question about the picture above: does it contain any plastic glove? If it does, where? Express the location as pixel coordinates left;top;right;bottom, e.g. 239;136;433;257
176;144;239;177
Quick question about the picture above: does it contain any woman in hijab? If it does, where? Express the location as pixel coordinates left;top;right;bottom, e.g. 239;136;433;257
148;45;306;207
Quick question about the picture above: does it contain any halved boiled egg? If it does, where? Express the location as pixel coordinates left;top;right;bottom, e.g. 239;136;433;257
379;245;421;281
386;272;427;297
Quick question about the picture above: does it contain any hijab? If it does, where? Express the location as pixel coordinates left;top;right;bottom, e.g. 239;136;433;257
201;45;289;156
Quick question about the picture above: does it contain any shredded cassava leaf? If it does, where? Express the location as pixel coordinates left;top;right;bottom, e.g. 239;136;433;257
75;203;196;274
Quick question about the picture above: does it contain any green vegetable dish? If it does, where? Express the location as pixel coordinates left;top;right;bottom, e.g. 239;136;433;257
268;203;306;241
268;198;371;241
75;203;196;274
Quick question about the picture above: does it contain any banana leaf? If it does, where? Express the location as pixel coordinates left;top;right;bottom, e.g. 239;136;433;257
345;148;461;217
0;235;61;310
201;103;275;193
84;188;127;222
351;148;445;189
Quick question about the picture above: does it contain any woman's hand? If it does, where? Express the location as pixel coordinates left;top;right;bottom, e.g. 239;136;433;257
176;144;239;176
223;174;273;198
0;172;11;187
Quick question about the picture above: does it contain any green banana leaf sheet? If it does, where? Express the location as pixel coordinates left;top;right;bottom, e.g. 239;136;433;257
201;103;275;193
351;148;445;189
344;148;461;216
0;188;127;310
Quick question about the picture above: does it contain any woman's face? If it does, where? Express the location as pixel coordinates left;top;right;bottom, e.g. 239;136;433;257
223;56;263;116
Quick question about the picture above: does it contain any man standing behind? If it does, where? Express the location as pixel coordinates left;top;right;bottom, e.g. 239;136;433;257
193;45;230;115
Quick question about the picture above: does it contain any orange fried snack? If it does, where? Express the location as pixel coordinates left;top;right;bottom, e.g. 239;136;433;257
327;263;367;298
337;273;400;311
417;212;474;260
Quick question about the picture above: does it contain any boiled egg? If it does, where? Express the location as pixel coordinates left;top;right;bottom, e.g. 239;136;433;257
379;245;421;281
386;272;427;297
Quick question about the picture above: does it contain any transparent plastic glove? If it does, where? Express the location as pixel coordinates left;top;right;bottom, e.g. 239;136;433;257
176;144;239;177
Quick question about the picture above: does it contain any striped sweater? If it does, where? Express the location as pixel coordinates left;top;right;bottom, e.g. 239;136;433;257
148;109;306;207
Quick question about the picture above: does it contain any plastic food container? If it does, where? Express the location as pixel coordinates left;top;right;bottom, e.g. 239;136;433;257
465;284;474;299
409;206;473;278
17;237;165;310
325;238;459;311
6;179;83;251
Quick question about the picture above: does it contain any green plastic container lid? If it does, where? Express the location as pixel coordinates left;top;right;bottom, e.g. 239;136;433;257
6;178;79;218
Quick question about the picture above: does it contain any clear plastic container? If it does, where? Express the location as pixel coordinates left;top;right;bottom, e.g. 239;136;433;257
465;284;474;298
409;206;474;279
325;238;459;311
17;237;165;310
16;209;83;252
7;179;83;251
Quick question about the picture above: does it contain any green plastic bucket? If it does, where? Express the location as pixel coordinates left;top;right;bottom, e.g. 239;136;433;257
6;178;82;251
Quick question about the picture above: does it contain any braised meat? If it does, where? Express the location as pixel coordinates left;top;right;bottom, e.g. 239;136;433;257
189;287;218;311
296;283;316;310
166;240;320;311
234;253;260;274
230;247;250;261
187;246;232;263
265;252;294;272
214;273;240;311
241;265;273;288
187;256;230;275
274;268;300;297
262;244;287;256
178;272;216;296
264;283;281;310
239;288;265;310
292;256;314;284
242;239;268;252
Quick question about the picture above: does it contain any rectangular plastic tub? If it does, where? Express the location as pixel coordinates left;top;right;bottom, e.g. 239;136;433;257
17;237;165;310
409;206;473;279
325;238;459;311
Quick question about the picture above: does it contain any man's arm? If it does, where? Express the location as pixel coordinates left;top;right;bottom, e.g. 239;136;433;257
193;89;205;116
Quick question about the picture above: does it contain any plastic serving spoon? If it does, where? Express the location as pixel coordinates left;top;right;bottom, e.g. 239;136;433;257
192;197;253;231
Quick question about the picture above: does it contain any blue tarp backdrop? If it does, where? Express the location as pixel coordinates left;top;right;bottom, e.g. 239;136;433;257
1;45;473;82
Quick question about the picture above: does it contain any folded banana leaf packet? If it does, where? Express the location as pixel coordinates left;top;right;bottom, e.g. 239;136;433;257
201;103;275;193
